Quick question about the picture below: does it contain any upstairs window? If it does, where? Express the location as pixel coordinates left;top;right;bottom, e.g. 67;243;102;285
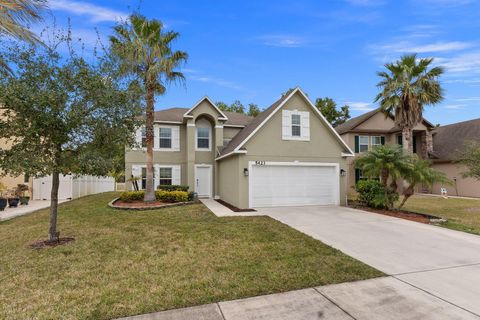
371;136;382;148
197;127;210;150
141;127;147;148
159;127;172;149
359;136;369;152
291;114;301;137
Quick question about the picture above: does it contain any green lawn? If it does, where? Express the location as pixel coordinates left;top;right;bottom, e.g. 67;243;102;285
401;195;480;235
0;193;382;320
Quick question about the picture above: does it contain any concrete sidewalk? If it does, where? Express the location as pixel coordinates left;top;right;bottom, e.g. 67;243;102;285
0;200;68;221
118;277;479;320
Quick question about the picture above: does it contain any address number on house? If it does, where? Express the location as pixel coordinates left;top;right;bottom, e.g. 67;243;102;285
255;161;266;166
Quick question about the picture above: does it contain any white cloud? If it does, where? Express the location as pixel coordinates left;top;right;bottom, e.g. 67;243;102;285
49;0;127;22
443;104;465;109
455;96;480;101
436;52;480;73
189;75;243;91
346;101;375;111
371;41;473;55
257;35;307;48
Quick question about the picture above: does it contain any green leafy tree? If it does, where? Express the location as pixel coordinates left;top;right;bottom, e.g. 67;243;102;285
281;87;297;97
216;101;229;111
459;141;480;180
110;14;188;202
315;97;350;126
229;100;245;114
0;41;142;242
0;0;46;73
247;103;261;117
399;157;450;208
375;54;444;152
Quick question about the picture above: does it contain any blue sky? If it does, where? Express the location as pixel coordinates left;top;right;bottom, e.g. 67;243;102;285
41;0;480;125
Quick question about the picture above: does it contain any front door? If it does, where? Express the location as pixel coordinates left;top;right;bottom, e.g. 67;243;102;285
195;165;212;198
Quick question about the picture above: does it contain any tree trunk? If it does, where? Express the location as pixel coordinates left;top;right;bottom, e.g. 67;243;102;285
48;170;60;242
144;86;156;202
402;127;413;153
380;168;389;187
399;184;415;209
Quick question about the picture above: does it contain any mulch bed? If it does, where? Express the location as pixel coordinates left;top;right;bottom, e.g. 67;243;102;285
349;201;443;224
30;237;75;249
108;198;200;211
215;199;256;212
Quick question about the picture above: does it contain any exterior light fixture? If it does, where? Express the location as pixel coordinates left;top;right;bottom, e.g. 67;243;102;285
243;168;249;176
340;169;346;176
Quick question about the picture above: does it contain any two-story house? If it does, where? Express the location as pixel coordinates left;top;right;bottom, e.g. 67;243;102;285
125;87;354;209
336;108;480;198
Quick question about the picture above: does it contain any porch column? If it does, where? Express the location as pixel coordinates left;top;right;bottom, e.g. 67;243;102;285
186;121;196;191
214;124;224;198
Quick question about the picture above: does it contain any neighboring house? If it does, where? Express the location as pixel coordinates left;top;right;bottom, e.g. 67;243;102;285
125;87;354;209
0;113;32;192
430;119;480;198
336;108;480;198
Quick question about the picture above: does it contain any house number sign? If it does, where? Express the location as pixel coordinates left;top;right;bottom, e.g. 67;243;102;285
255;161;266;165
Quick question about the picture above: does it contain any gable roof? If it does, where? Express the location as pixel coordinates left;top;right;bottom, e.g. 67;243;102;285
153;108;253;127
217;87;355;160
433;118;480;161
335;108;434;134
183;96;228;120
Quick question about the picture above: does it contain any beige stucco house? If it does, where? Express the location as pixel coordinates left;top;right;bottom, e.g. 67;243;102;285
125;87;354;209
335;109;480;198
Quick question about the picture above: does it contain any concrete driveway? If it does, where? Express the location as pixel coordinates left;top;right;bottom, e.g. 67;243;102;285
256;205;480;317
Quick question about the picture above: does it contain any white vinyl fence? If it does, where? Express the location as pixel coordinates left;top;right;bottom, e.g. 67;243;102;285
33;175;115;200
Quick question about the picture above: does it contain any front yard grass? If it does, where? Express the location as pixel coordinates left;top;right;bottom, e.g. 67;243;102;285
0;192;382;320
400;195;480;235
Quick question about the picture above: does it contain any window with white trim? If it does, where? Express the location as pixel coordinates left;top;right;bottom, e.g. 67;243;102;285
197;127;210;150
141;127;146;148
159;167;172;185
159;127;172;149
291;114;301;137
359;136;369;152
371;136;382;148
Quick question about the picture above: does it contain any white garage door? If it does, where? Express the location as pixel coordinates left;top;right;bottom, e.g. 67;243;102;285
250;163;339;207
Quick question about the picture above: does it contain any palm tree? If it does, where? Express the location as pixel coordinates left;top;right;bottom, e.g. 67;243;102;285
110;14;188;202
398;157;450;208
0;0;45;73
375;54;444;152
354;144;412;188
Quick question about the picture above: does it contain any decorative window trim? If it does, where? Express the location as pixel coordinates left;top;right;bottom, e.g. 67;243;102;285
195;120;211;151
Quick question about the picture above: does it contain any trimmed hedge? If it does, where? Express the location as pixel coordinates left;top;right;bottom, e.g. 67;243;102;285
119;190;189;203
157;185;189;192
355;179;398;209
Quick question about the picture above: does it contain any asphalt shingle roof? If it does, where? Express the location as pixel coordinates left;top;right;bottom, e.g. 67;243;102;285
433;118;480;161
152;108;253;126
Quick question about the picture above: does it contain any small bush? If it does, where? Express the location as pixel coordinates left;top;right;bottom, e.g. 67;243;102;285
355;180;398;209
187;191;196;201
157;185;189;192
119;191;144;202
155;190;189;203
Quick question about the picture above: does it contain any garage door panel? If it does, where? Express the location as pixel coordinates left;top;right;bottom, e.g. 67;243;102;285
250;164;338;207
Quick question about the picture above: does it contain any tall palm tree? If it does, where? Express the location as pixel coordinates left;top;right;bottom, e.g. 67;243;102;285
110;14;188;202
354;144;412;188
398;157;450;208
375;54;444;152
0;0;45;73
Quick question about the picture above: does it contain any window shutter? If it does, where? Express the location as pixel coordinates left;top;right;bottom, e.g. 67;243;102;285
135;127;143;148
301;111;310;140
282;110;291;139
173;165;181;185
381;136;385;145
354;136;359;153
172;126;180;151
413;136;417;153
153;125;159;149
355;169;360;184
397;135;403;146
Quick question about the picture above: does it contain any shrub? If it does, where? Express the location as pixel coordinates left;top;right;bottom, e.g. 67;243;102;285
355;180;398;209
119;191;144;202
157;185;189;192
155;190;189;203
187;191;196;201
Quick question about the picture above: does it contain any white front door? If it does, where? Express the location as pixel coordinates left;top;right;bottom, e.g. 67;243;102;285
195;165;212;197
